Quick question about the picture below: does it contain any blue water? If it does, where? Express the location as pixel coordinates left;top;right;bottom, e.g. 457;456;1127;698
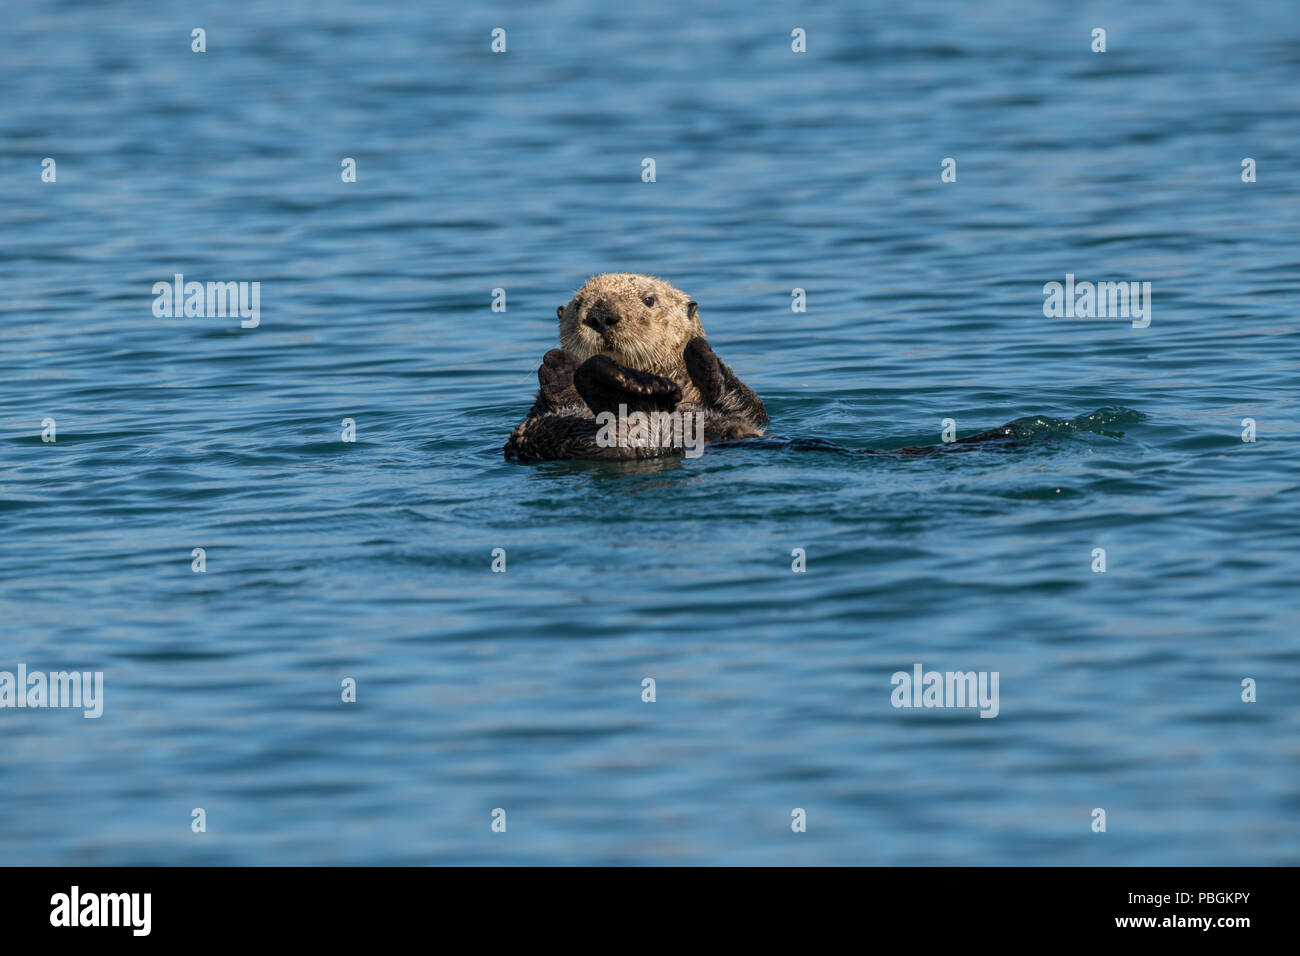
2;0;1297;865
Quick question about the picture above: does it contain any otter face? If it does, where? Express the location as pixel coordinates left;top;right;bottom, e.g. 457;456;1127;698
556;273;703;376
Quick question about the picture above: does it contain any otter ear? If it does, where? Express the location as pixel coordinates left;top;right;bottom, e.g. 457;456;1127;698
687;301;698;320
556;305;565;319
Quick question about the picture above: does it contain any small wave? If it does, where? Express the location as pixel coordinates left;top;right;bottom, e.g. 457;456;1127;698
1000;406;1146;440
757;407;1145;456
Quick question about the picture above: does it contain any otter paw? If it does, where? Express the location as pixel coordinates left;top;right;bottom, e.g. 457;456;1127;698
537;348;582;407
683;337;725;404
573;355;682;416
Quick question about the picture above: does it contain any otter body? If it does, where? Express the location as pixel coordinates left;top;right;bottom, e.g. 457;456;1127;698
505;274;767;462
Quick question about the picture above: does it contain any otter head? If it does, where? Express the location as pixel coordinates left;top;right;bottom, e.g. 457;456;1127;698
556;273;704;379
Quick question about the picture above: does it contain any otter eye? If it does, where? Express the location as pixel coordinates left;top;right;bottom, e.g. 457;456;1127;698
642;295;656;307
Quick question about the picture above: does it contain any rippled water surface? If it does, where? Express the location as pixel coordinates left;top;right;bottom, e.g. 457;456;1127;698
2;0;1298;865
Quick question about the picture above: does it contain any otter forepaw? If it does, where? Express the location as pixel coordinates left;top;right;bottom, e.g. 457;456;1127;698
573;355;682;416
683;336;768;425
683;337;726;405
535;348;583;410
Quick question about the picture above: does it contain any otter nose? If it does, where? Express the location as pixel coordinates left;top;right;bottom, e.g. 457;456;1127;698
584;299;620;332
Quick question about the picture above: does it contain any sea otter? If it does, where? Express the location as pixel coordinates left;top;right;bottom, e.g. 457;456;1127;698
503;273;1034;462
504;274;768;461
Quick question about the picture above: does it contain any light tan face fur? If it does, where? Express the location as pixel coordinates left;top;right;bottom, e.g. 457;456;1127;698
556;273;705;383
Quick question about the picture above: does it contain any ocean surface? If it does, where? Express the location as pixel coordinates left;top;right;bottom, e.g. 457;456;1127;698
1;0;1297;865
